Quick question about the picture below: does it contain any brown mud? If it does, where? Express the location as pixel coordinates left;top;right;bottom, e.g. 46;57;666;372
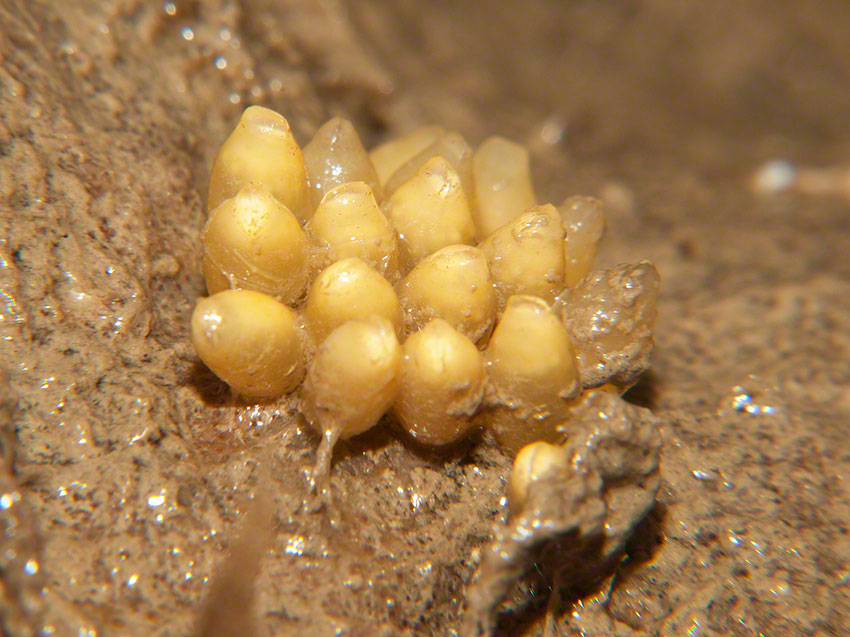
1;1;849;635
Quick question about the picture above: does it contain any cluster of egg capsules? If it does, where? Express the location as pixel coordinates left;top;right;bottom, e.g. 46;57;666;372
191;105;609;501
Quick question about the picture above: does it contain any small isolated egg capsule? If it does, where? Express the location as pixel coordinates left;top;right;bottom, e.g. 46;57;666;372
472;136;536;240
191;290;304;400
305;182;400;281
303;116;383;210
208;106;311;222
393;319;486;445
383;131;475;203
509;441;569;514
479;203;566;307
384;155;476;270
559;196;606;287
370;125;445;188
301;316;401;492
302;257;403;345
202;187;309;304
484;295;581;452
395;244;497;344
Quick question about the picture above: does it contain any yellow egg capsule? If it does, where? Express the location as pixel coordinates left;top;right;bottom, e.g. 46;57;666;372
370;125;445;188
393;319;486;445
484;295;581;452
305;182;400;281
383;131;475;203
302;257;403;346
191;290;304;400
384;155;476;270
472;136;537;240
395;244;497;344
303;116;383;210
202;187;309;304
301;316;401;493
479;203;566;307
509;441;569;514
559;196;606;287
207;106;310;222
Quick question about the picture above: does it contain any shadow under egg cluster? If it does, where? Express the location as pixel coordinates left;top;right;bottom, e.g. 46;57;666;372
191;105;660;499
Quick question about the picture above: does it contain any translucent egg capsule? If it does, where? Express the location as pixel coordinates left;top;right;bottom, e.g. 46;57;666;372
370;125;445;188
393;319;486;445
202;187;309;304
302;257;403;346
303;116;383;210
383;131;475;204
484;295;581;452
191;290;304;400
305;182;400;281
479;203;566;307
383;155;476;270
395;244;497;344
208;106;311;222
301;316;401;491
472;136;537;240
559;195;606;288
508;441;569;514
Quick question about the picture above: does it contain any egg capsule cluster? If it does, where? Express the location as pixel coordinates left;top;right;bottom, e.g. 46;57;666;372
192;105;626;489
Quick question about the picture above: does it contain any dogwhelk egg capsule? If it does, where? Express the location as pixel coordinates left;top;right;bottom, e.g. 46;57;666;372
305;182;400;281
559;196;606;287
395;244;497;344
383;131;475;203
484;295;581;452
509;441;569;513
384;155;476;270
393;319;486;445
202;187;309;304
302;257;403;345
479;203;566;306
369;125;445;187
191;290;304;400
304;116;383;210
472;136;537;240
207;106;310;222
301;316;401;492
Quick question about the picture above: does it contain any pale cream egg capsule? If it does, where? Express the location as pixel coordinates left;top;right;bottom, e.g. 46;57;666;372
479;203;566;306
369;125;445;188
508;441;569;514
559;195;606;287
302;257;403;346
303;116;383;210
305;182;400;281
395;244;497;344
191;289;304;400
383;131;475;204
202;187;309;304
207;106;311;223
472;136;537;240
301;316;401;493
393;319;486;445
484;295;581;452
383;155;476;270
